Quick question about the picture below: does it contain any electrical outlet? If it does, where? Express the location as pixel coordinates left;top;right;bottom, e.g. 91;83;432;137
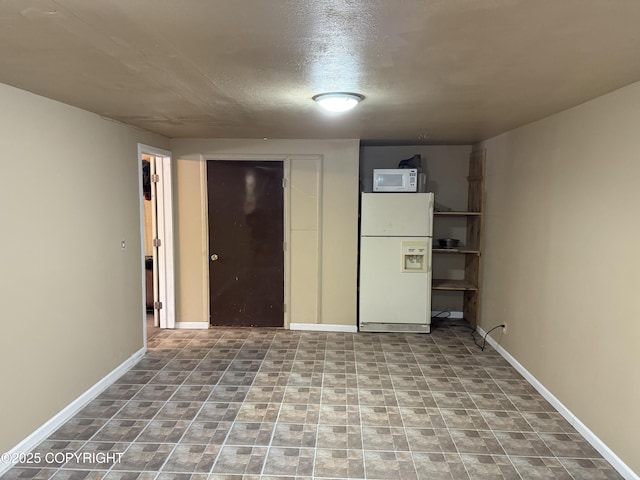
502;324;507;335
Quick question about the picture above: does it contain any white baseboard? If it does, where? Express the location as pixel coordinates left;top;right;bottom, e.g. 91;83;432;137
431;310;463;319
477;326;639;480
0;347;146;476
289;323;358;333
175;322;209;329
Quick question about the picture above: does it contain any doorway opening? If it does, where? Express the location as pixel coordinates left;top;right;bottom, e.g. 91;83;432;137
207;160;285;327
138;144;175;340
141;155;159;339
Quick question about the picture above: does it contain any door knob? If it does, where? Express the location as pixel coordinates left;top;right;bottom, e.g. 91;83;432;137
210;253;219;261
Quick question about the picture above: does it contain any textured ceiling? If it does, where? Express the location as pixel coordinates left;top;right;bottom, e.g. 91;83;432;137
1;0;640;143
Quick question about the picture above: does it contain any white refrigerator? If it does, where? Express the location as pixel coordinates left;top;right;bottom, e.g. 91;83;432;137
359;192;434;333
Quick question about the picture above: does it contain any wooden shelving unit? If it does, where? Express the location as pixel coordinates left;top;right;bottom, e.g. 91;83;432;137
432;248;480;255
431;150;485;327
431;279;478;291
434;211;482;216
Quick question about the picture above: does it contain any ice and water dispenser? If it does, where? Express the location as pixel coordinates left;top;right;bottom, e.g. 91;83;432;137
402;241;429;272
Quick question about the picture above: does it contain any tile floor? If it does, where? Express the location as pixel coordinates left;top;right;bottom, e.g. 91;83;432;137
1;321;624;479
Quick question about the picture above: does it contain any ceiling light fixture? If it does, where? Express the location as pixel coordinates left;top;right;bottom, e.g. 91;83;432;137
313;92;363;113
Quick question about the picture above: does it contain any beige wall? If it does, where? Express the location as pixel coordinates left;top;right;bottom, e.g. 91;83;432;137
170;138;360;327
360;145;472;206
479;82;640;473
0;83;168;453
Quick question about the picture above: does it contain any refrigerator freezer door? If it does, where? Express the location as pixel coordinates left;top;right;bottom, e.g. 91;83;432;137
361;193;434;237
359;236;432;328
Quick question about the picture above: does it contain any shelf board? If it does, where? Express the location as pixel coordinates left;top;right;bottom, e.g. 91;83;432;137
432;248;480;255
432;279;478;291
434;211;482;216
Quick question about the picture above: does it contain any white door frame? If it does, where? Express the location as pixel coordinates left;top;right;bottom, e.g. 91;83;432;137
138;144;175;329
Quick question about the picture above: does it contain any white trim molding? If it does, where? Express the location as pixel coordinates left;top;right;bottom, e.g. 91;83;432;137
0;348;146;476
477;326;639;480
289;323;357;333
138;143;175;330
175;322;210;330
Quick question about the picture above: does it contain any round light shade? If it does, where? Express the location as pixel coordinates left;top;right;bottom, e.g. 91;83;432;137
313;92;363;112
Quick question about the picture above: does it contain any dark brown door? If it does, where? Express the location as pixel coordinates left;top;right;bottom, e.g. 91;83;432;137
207;160;284;327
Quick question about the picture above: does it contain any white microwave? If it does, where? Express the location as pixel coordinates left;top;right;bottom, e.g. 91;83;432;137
373;168;418;192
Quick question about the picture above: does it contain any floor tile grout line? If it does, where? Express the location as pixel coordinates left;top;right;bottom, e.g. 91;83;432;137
99;341;201;474
426;338;500;478
408;336;442;475
125;333;239;476
206;333;270;476
474;395;526;480
445;352;524;479
207;332;279;477
491;378;577;479
256;339;320;477
41;377;150;476
306;343;323;479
